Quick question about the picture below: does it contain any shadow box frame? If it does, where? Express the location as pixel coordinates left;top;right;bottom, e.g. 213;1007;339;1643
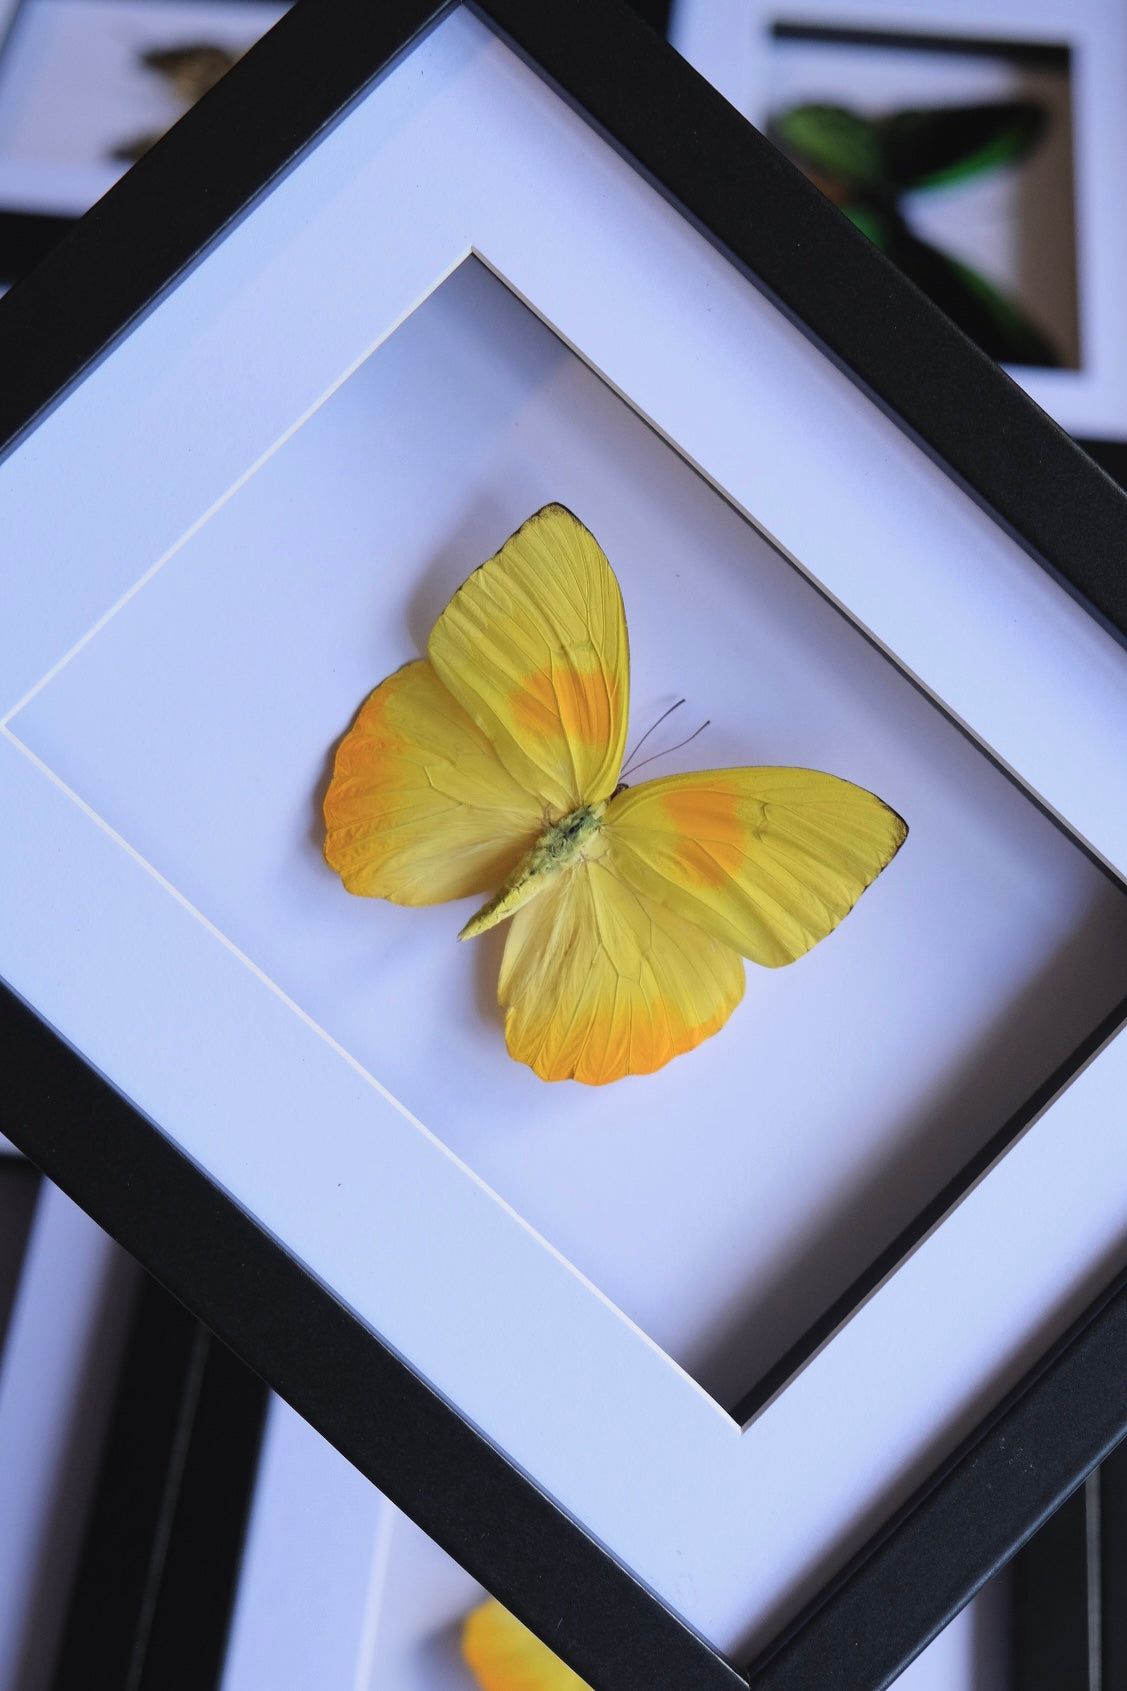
0;0;288;285
3;2;1127;1689
14;1169;1120;1691
669;0;1127;447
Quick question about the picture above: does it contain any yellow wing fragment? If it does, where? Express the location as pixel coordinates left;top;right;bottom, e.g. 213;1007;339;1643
462;1600;592;1691
498;851;744;1084
605;767;907;967
323;659;542;905
427;505;629;818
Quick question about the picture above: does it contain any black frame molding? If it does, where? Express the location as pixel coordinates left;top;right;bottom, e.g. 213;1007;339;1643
50;1275;268;1691
0;0;286;282
1012;1439;1127;1691
3;3;1127;1688
769;21;1070;68
0;210;74;285
7;986;1127;1691
0;1152;39;1353
1;989;745;1691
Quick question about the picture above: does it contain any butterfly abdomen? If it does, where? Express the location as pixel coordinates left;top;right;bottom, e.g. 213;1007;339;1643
459;802;607;940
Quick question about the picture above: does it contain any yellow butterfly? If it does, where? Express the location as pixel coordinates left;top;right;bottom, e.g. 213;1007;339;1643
461;1599;590;1691
323;505;906;1085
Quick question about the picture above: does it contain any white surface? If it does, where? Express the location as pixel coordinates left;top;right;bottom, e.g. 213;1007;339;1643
0;0;285;216
670;0;1127;436
0;1183;138;1691
360;1512;514;1691
3;7;1127;1658
221;1397;394;1691
222;1410;513;1691
10;255;1127;1418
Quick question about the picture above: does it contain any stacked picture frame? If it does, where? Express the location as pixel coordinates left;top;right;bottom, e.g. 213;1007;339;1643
3;3;1127;1689
5;1162;1127;1688
0;0;286;283
669;0;1127;451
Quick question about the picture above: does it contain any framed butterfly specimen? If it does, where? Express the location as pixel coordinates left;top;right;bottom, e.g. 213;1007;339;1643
2;4;1127;1691
669;0;1127;445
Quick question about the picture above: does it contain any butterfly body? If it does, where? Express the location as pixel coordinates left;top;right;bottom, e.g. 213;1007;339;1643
461;800;609;939
324;505;906;1084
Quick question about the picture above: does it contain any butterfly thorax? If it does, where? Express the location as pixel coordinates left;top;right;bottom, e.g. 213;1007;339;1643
458;801;608;941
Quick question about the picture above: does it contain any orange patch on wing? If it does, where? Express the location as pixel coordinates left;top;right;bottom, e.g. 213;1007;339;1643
510;647;616;753
658;783;753;887
322;672;408;836
523;955;740;1085
499;858;744;1084
534;982;733;1085
323;660;541;905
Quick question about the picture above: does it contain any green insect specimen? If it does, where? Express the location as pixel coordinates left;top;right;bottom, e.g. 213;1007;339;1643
770;98;1062;367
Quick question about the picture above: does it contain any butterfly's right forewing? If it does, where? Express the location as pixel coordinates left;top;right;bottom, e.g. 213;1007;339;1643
606;767;907;966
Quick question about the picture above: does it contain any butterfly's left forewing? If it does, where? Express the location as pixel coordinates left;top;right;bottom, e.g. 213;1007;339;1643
605;767;907;966
323;659;543;905
427;505;629;816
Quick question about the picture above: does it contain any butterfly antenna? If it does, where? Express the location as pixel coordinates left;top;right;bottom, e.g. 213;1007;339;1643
621;699;685;777
623;719;711;778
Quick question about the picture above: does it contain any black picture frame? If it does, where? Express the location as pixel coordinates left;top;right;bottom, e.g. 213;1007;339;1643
50;1274;268;1691
0;1163;265;1691
0;1149;39;1354
2;4;1127;1690
1012;1438;1127;1691
0;0;287;286
0;210;72;284
1079;436;1127;500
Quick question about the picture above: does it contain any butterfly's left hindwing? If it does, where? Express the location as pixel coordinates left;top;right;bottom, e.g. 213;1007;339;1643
605;767;907;966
